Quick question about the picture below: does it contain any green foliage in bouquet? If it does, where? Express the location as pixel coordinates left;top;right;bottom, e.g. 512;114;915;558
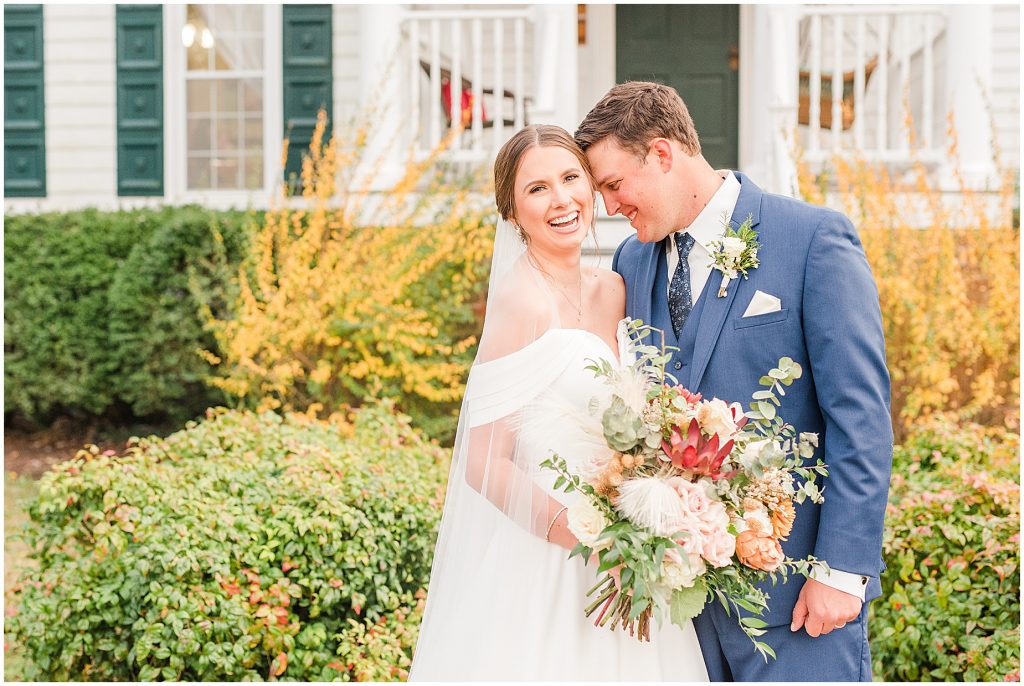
871;419;1019;682
4;403;448;681
543;321;827;659
4;206;251;425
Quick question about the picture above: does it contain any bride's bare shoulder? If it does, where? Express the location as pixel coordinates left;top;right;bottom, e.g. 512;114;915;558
485;274;555;333
589;267;625;306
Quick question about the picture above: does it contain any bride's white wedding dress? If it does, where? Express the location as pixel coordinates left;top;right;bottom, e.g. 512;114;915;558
409;240;709;681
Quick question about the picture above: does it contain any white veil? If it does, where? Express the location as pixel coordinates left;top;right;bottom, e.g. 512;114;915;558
409;219;617;680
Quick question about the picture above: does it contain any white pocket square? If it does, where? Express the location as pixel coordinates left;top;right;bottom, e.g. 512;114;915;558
743;290;782;317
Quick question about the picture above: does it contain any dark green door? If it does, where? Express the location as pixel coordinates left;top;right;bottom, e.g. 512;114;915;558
616;5;738;170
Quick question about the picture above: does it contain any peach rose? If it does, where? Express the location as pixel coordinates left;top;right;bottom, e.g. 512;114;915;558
771;500;796;541
735;529;785;572
701;529;737;568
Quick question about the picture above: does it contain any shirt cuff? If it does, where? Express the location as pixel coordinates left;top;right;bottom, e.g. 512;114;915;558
809;566;868;601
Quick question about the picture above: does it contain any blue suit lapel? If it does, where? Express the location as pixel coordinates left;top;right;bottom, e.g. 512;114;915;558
689;172;764;390
633;239;661;329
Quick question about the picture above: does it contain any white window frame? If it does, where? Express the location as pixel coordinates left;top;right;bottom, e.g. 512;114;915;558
163;3;282;209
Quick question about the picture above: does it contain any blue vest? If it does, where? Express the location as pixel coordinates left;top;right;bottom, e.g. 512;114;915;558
649;238;712;390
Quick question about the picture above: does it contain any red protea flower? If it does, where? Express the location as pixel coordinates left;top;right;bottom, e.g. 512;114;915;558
662;418;739;480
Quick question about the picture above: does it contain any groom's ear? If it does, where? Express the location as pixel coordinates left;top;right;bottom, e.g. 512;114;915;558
650;138;674;173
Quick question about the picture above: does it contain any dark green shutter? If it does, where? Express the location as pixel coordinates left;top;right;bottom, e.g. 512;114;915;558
116;5;163;196
4;5;46;197
282;5;332;190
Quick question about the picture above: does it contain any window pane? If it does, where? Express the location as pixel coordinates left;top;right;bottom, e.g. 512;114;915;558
217;116;241;151
244;117;263;149
187;81;212;115
214;156;241;189
214;79;239;114
187;117;213;152
243;153;263;188
243;6;262;33
239;35;263;70
242;79;262;113
185;4;264;190
187;154;212;188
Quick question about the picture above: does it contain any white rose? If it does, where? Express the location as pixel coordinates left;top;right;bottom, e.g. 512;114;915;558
721;236;746;260
566;498;610;548
733;509;772;535
660;549;706;590
737;439;769;469
696;398;741;439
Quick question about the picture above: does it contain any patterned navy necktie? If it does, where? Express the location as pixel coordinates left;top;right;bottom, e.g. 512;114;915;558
669;232;696;338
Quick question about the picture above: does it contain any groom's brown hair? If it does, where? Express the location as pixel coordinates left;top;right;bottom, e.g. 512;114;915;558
574;81;701;159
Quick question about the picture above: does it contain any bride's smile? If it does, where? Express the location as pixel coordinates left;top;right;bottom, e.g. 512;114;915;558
511;145;594;253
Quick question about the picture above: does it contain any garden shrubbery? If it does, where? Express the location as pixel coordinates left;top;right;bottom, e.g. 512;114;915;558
870;419;1020;681
4;403;448;680
796;135;1019;440
4;206;252;426
200;113;494;445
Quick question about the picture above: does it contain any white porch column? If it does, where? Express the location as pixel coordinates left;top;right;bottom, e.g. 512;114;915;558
529;4;578;131
739;5;800;196
358;4;406;189
941;5;996;189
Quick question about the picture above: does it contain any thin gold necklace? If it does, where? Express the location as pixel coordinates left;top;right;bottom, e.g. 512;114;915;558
548;271;583;324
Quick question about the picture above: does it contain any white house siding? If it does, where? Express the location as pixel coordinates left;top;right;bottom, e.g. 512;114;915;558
991;4;1020;170
5;4;117;214
332;4;362;125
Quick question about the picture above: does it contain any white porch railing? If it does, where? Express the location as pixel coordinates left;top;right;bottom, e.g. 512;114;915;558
401;8;534;163
797;5;947;165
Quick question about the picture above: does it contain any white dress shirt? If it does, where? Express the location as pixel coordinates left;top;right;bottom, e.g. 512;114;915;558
666;169;867;602
665;171;741;301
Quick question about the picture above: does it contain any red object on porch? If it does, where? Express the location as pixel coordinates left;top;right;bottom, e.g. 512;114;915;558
441;78;486;127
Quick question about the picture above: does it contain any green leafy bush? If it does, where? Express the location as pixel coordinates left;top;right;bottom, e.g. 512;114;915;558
4;206;251;426
871;419;1020;681
4;403;447;680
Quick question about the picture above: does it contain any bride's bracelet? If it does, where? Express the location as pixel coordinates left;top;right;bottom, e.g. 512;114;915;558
545;506;569;542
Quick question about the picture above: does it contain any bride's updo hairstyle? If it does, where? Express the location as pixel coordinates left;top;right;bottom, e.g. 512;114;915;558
493;124;596;227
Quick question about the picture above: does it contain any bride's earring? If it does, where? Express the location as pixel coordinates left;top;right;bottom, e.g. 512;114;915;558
513;223;528;245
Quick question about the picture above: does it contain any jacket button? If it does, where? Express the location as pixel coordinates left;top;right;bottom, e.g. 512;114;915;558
674;361;682;370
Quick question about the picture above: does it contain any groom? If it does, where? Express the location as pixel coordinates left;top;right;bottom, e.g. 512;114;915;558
575;82;893;681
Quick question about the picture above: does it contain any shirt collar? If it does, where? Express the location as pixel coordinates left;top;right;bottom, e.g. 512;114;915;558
670;170;741;253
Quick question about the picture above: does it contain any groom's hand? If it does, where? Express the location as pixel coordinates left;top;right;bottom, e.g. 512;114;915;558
790;578;862;637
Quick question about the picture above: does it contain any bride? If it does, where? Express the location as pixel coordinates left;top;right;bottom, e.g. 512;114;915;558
409;125;709;681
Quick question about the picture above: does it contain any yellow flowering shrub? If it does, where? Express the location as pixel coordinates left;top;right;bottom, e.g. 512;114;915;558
201;111;495;442
795;112;1019;440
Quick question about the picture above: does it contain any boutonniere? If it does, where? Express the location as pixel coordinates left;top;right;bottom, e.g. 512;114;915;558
708;213;759;297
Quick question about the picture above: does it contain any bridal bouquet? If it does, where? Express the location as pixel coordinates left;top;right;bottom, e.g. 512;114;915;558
540;320;828;658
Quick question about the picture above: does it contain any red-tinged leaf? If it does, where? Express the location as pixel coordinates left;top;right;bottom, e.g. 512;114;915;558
270;652;287;677
735;416;748;430
687;418;701;447
327;662;345;671
714;439;735;466
682;445;698;469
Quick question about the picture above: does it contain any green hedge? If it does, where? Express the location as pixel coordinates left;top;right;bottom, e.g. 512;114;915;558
871;420;1020;681
4;206;251;426
5;403;447;680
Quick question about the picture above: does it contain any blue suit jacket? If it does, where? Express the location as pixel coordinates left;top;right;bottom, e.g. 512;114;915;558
612;172;893;626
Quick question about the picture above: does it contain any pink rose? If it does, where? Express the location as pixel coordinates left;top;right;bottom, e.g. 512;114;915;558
674;479;711;517
702;529;737;568
698;500;730;537
674;519;705;555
